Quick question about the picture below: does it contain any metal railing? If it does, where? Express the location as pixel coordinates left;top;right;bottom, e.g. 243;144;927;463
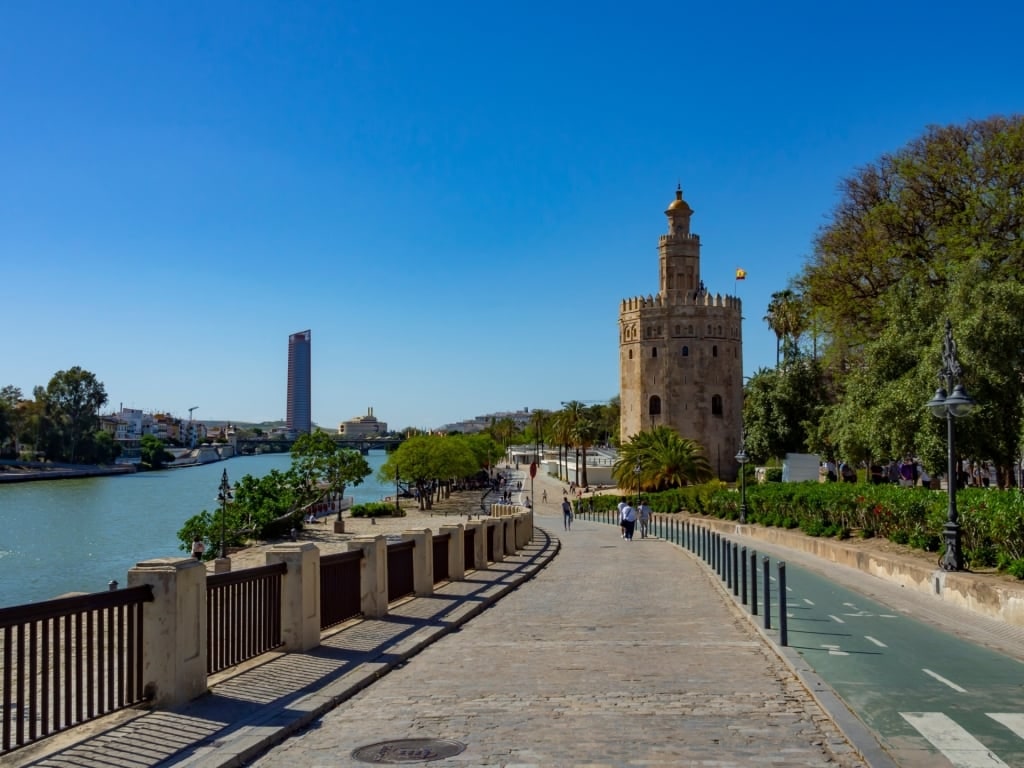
207;562;286;674
432;533;451;584
320;550;363;630
0;585;152;754
464;527;476;570
386;540;415;602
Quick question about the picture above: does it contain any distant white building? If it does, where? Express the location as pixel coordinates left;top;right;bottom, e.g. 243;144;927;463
338;407;388;439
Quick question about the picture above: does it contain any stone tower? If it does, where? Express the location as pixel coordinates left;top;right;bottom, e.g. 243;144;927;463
619;186;744;479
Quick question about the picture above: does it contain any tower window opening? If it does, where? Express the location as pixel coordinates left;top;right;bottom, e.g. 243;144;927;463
681;346;689;357
649;396;661;416
712;394;723;416
652;347;658;358
712;345;718;357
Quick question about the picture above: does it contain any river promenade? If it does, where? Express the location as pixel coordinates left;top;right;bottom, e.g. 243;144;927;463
13;467;1024;766
9;466;884;768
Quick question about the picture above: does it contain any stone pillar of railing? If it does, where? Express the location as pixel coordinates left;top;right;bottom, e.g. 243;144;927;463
127;557;207;708
513;513;526;549
464;521;487;570
486;518;504;563
503;514;517;556
439;524;465;580
347;535;388;618
266;542;320;651
402;529;434;596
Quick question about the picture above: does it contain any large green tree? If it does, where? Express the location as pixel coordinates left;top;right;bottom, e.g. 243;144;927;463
378;434;477;510
800;115;1024;485
290;430;371;517
43;367;108;463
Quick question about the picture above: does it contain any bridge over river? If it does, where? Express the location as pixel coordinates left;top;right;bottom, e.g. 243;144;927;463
235;435;403;455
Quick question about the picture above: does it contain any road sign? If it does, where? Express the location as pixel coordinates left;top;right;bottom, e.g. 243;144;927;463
529;462;537;478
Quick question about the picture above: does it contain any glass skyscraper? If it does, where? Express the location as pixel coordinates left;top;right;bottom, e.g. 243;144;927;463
286;329;312;435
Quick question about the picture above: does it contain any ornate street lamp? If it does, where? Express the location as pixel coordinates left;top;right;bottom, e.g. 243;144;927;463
217;468;233;559
735;433;749;524
925;320;976;571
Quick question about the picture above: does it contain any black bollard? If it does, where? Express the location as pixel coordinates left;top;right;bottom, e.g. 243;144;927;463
741;546;748;605
720;540;729;589
763;556;771;630
778;562;788;646
732;543;739;596
750;549;758;616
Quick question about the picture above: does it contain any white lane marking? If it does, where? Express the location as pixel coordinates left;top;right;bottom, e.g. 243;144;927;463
988;713;1024;740
803;598;815;606
901;712;1008;767
828;614;846;624
880;613;899;618
821;644;849;656
922;668;968;693
843;610;873;617
843;602;858;607
864;635;887;648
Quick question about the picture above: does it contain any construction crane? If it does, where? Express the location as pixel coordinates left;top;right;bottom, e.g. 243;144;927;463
188;406;198;448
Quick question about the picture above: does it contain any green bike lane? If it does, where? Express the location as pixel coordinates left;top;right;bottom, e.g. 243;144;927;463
779;567;1024;767
691;529;1024;768
581;513;1024;766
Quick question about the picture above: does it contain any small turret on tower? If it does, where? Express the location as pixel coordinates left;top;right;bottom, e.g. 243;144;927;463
659;185;700;299
666;184;693;236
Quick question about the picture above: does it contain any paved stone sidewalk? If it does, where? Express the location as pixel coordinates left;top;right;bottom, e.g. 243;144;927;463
250;516;871;768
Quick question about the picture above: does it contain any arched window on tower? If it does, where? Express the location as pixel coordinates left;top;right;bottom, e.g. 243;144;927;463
652;347;658;358
649;396;661;418
711;394;723;416
712;345;718;357
628;350;633;360
681;346;689;357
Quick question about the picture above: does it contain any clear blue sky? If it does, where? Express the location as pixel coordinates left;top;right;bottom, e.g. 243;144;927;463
3;2;1021;431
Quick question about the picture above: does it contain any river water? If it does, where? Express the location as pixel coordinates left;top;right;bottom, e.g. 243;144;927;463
0;451;395;608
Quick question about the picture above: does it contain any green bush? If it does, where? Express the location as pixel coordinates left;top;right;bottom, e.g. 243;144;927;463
350;502;406;519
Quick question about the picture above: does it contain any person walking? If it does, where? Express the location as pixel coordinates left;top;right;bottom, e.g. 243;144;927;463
638;500;652;538
561;496;573;531
617;499;627;539
191;536;206;560
541;489;548;503
622;502;637;541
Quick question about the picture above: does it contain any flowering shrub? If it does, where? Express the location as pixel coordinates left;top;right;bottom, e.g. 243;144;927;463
645;480;1024;578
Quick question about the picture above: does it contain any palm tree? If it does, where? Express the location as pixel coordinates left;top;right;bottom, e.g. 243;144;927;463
764;289;809;367
549;410;573;482
613;426;712;491
571;416;599;489
529;409;550;468
561;401;592;486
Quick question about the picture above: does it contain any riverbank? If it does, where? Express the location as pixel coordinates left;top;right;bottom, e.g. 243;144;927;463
0;460;136;483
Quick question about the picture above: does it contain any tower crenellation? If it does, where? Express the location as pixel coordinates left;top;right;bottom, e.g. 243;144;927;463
618;187;744;480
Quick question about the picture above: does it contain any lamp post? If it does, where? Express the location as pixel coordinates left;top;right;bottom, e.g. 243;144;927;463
217;468;233;559
735;433;749;524
634;461;641;509
395;471;401;514
925;320;976;572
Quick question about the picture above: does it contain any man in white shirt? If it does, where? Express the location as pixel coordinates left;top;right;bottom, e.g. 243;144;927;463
618;499;627;539
621;502;637;541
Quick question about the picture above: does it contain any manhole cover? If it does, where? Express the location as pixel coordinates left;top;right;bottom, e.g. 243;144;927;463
352;738;466;764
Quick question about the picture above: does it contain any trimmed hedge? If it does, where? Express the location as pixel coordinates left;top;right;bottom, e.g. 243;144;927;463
350;502;407;519
644;481;1024;577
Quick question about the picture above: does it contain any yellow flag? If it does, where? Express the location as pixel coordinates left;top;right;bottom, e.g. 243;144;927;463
735;268;747;280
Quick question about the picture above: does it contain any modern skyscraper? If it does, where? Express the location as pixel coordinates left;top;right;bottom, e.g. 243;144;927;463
286;329;312;435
